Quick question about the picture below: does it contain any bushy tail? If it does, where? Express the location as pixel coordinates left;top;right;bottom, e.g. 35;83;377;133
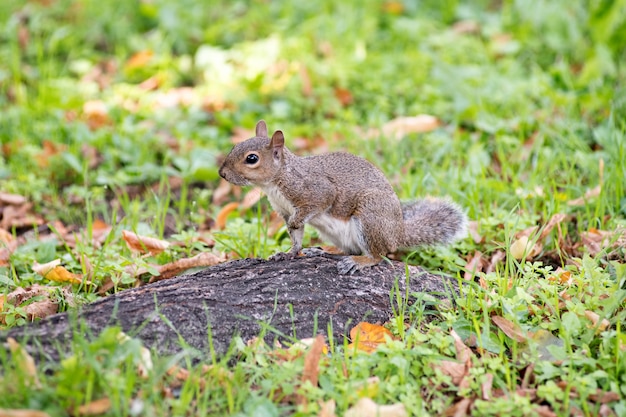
400;198;467;248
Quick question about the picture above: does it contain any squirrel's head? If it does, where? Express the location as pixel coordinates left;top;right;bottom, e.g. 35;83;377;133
218;120;287;186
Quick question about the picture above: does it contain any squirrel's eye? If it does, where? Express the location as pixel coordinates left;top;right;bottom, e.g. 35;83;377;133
245;154;259;164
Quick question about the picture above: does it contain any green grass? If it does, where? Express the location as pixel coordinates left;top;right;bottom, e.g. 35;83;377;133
1;0;625;415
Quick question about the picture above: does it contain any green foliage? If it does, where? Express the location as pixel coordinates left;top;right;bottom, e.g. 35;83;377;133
0;0;625;415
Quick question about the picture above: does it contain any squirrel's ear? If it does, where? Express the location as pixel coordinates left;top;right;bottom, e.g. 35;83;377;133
255;120;268;137
270;130;285;160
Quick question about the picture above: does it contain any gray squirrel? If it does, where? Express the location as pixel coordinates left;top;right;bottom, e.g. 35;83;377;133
218;120;467;274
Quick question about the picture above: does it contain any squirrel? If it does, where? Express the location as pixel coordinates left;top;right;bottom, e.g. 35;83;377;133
218;120;467;275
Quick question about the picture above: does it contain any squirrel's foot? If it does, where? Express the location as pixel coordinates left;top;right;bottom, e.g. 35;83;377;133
301;247;328;257
337;255;381;275
269;251;299;262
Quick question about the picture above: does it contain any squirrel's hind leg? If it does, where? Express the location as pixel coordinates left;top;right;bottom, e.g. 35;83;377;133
337;255;382;275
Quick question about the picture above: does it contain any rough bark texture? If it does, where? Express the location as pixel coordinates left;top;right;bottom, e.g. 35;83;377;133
2;254;458;362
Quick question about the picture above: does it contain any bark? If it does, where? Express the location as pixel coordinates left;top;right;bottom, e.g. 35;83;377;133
2;254;459;362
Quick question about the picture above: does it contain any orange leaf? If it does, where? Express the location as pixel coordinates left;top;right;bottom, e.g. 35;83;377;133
76;398;111;416
122;230;170;255
215;202;240;230
348;322;396;353
381;115;440;139
125;50;153;71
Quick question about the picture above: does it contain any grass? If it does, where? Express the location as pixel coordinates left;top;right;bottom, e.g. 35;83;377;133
1;0;625;415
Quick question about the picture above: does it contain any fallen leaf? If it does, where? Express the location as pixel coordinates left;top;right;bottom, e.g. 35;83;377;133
481;373;494;400
83;100;110;130
215;202;240;230
31;259;61;276
348;322;396;353
212;179;233;205
318;399;336;417
467;221;483;244
298;335;325;405
0;410;51;417
485;250;506;274
7;338;40;388
452;20;481;34
584;310;610;332
492;316;529;342
538;213;567;240
125;50;153;71
24;299;59;320
463;250;485;281
433;360;467;385
344;398;407;417
382;1;404;15
567;185;601;206
41;265;83;285
534;405;558;417
379;115;440;139
148;252;224;282
334;87;353;106
450;329;473;364
510;235;542;260
0;192;27;206
443;397;472;417
240;187;263;211
122;230;170;255
76;398;111;416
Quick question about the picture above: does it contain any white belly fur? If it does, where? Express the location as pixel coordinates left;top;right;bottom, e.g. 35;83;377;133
309;213;366;255
261;185;366;255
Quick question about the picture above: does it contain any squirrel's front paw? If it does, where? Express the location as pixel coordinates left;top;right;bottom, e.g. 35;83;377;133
337;257;359;275
269;251;298;262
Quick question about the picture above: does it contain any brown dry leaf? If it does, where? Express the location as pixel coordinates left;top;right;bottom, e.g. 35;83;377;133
299;65;312;97
0;228;14;244
580;228;625;256
318;399;336;417
463;250;485;281
481;373;494;400
492;316;529;342
240;187;263;211
567;185;602;206
149;252;224;282
344;398;407;417
443;397;472;417
584;310;610;332
7;338;40;388
83;100;110;130
534;405;558;417
538;213;567;240
510;235;542;260
25;299;59;320
0;410;51;417
125;50;153;71
589;390;621;403
450;329;473;364
453;20;481;34
334;87;353;107
215;202;240;230
1;203;44;230
76;398;111;416
433;360;467;385
0;192;27;206
122;230;170;255
379;115;440;140
467;221;483;244
212;179;233;206
485;250;506;274
298;335;326;406
348;322;396;353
